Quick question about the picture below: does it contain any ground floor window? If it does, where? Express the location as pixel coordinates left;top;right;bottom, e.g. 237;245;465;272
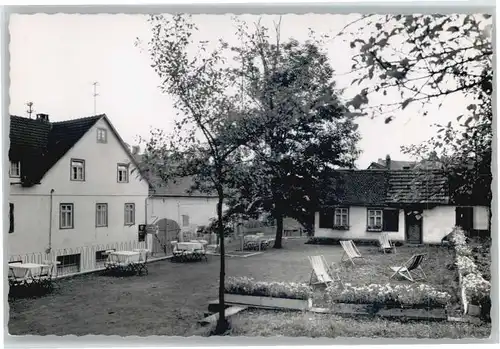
333;207;349;228
57;253;81;275
367;209;383;231
95;250;108;264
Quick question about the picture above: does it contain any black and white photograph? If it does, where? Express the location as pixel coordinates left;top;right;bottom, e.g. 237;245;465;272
4;6;494;341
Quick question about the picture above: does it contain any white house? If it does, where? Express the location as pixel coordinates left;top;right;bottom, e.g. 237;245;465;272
7;113;151;274
131;153;220;254
314;170;490;244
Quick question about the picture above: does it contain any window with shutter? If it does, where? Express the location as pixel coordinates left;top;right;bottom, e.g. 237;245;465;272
383;209;399;232
9;203;14;233
319;209;334;229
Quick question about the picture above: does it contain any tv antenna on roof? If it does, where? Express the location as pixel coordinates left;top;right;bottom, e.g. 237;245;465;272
26;101;35;119
92;81;100;115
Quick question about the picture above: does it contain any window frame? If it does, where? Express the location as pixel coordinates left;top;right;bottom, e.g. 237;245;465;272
124;203;135;226
382;208;400;232
9;203;14;233
182;214;190;227
333;207;349;229
70;159;85;181
367;208;383;232
117;163;129;183
60;203;74;229
95;203;108;227
96;128;108;143
9;161;21;178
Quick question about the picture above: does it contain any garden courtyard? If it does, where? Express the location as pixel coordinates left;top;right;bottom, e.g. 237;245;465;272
8;238;491;339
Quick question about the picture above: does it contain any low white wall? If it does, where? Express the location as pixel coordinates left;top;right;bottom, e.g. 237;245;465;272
421;206;456;244
313;205;479;245
314;206;405;242
473;206;490;230
148;196;219;232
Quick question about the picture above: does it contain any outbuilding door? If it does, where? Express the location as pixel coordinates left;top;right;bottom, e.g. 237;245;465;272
405;209;423;244
456;207;474;233
152;218;181;255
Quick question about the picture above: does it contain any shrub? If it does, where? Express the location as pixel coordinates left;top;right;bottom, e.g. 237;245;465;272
325;283;451;308
462;273;491;306
456;255;478;276
449;226;467;247
225;277;313;300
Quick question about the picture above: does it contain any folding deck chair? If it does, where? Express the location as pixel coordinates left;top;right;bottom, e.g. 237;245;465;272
379;232;396;254
308;255;342;287
389;253;427;282
340;240;364;265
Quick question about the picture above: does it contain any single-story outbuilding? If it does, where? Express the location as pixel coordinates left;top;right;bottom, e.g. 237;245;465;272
314;170;490;244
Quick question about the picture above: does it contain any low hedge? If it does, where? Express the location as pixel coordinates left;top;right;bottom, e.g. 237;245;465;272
325;283;451;308
450;226;491;320
225;276;313;300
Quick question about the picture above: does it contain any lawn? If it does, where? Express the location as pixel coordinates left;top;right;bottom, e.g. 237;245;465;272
7;238;489;338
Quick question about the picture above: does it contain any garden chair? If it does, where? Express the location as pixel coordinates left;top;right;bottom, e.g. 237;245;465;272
379;232;396;254
133;249;149;275
308;255;342;287
389;253;427;282
340;240;364;265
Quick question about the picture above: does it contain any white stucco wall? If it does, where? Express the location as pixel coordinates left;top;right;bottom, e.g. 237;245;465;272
148;196;219;233
314;205;488;245
8;117;149;256
421;206;456;244
314;206;406;242
473;206;490;230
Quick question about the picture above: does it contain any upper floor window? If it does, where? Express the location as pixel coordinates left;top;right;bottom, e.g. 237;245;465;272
9;161;20;178
97;128;107;143
70;159;85;181
117;164;129;183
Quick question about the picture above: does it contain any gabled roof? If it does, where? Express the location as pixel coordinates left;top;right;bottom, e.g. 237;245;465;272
322;170;388;206
386;170;449;204
9;114;152;187
367;158;417;170
321;169;450;206
133;154;216;198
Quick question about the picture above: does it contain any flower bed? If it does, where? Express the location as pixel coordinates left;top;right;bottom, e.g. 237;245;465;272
450;227;491;320
324;283;451;309
225;277;313;300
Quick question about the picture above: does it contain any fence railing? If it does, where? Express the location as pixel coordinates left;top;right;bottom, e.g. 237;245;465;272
8;240;169;278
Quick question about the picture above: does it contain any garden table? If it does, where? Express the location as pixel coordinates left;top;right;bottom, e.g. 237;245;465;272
8;262;50;279
108;251;141;264
176;242;206;261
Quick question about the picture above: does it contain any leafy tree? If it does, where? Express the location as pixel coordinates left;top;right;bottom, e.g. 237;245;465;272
221;19;361;248
345;14;492;212
136;14;257;334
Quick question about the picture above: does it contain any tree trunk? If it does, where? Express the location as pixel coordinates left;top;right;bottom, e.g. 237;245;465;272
273;213;283;249
214;194;229;334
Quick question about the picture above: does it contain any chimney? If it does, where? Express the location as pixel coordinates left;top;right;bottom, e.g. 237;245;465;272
385;154;391;170
132;145;140;155
36;113;49;122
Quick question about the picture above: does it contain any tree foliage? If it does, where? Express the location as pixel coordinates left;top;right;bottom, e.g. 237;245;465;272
345;14;492;207
135;14;257;334
219;19;361;246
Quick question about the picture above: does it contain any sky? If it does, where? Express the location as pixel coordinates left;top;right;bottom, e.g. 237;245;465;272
9;13;470;169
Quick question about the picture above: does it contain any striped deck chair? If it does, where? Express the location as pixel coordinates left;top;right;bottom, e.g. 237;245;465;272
379;232;396;254
340;240;364;265
389;253;427;282
308;255;341;287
